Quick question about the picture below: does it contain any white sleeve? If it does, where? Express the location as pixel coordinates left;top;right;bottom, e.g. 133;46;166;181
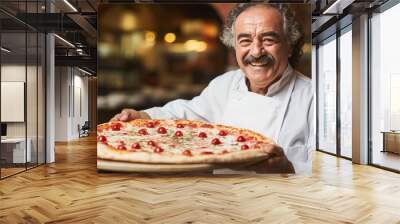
143;75;228;123
286;94;315;174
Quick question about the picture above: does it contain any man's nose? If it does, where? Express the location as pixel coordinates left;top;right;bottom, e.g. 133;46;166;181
249;39;264;57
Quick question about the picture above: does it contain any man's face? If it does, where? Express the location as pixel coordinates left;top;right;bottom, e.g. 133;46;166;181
234;6;291;89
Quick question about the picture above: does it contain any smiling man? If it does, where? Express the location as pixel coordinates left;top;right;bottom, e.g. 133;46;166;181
112;3;314;173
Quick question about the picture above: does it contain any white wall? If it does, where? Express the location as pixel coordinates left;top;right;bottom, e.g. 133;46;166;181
55;67;69;141
1;64;46;163
55;67;89;141
1;65;40;138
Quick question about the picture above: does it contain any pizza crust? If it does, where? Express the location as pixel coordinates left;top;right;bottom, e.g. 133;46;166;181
98;142;271;164
97;159;218;173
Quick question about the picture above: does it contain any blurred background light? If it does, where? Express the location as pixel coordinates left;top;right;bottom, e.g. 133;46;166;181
121;12;137;31
145;31;156;42
144;31;156;48
164;33;176;44
184;40;207;52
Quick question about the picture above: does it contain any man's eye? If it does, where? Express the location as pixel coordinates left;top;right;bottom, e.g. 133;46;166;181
239;39;251;45
263;38;277;45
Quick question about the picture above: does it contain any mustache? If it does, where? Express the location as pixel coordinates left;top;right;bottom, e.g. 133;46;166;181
243;54;274;66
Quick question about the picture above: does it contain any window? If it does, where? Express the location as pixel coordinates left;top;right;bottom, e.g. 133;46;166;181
317;35;337;154
370;2;400;171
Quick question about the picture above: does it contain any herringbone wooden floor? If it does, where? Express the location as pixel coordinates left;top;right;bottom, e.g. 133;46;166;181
1;136;400;224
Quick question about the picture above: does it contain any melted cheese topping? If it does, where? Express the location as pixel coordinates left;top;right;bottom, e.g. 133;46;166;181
99;121;261;156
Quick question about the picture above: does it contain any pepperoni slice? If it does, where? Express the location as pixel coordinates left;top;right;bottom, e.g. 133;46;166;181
218;130;227;136
241;144;249;150
187;123;198;128
211;138;221;145
97;135;107;143
117;145;127;150
237;136;246;142
176;124;184;128
138;128;148;135
246;136;255;141
101;124;110;130
111;123;122;131
157;127;167;134
198;132;207;138
182;149;192;156
146;122;155;128
154;147;164;153
200;151;214;155
201;124;214;128
131;143;141;149
174;130;183;137
147;140;156;146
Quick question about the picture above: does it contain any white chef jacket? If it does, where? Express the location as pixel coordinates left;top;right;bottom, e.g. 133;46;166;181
144;64;315;173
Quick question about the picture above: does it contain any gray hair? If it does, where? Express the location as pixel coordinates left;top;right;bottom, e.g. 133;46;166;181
220;3;304;66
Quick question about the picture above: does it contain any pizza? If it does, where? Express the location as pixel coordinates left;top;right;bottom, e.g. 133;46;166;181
97;119;273;164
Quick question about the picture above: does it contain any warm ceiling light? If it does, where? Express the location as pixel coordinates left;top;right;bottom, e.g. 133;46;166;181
54;34;75;48
144;31;156;48
164;33;176;43
1;47;11;53
121;13;137;31
63;0;78;12
145;31;156;42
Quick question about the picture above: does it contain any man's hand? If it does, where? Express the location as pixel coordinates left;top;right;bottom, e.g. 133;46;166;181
110;108;151;122
238;144;295;174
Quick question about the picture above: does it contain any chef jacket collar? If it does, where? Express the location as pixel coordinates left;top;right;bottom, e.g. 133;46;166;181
239;63;294;96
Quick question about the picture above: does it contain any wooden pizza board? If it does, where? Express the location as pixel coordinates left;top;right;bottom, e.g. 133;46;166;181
97;159;220;173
